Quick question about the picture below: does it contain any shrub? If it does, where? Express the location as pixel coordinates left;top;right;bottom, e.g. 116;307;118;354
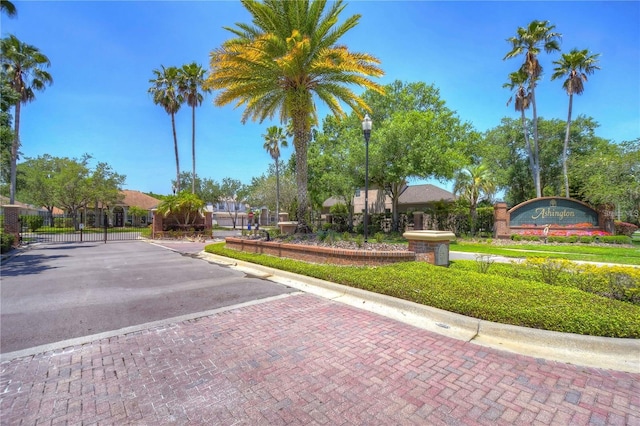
525;257;571;285
54;217;73;228
510;234;522;241
600;235;632;245
354;234;364;248
21;215;44;232
615;221;639;237
1;233;15;253
474;254;494;273
341;231;351;242
580;236;594;244
568;235;578;244
329;203;350;233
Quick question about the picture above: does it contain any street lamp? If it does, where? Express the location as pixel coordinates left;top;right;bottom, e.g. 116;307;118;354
362;113;372;243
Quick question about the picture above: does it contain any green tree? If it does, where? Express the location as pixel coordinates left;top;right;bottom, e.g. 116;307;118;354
205;0;384;231
157;192;205;227
504;20;561;198
1;0;16;17
262;125;288;219
90;161;125;225
570;139;640;223
17;154;61;223
551;48;600;197
363;82;474;231
453;164;496;236
247;165;297;223
0;68;20;193
220;177;248;229
127;206;147;227
178;62;210;194
1;34;53;204
503;69;536;193
149;65;184;193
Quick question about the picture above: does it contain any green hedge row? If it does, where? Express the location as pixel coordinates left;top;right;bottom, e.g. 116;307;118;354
511;234;632;244
204;243;640;338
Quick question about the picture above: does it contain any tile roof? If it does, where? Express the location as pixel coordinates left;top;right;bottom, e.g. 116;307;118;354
398;184;455;204
120;190;161;210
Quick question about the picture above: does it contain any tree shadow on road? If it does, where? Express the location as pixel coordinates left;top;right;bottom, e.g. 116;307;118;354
0;253;69;277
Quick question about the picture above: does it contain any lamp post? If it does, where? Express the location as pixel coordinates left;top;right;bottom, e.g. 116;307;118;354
362;114;372;243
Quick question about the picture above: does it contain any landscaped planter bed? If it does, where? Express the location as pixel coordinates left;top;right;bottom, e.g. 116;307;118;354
225;237;415;266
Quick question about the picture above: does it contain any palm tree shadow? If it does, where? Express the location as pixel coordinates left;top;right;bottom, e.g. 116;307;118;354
0;252;68;277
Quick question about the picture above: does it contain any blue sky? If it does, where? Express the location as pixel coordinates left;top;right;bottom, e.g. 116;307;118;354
2;1;639;195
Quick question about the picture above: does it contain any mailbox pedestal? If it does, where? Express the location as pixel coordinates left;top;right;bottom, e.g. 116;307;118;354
403;230;456;267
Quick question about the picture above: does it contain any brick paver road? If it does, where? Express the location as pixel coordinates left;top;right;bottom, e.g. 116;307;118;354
1;293;638;425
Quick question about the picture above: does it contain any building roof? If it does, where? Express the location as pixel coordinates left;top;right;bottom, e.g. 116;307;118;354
120;190;161;210
398;184;455;204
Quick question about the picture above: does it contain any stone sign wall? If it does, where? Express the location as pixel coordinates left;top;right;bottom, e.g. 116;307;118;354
494;197;612;239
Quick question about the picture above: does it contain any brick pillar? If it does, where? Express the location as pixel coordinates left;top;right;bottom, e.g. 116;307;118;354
403;230;455;267
493;202;510;239
3;205;21;247
152;209;163;239
413;212;424;231
204;211;213;237
597;204;615;234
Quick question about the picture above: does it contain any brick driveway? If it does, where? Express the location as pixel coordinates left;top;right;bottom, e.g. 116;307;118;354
1;294;638;425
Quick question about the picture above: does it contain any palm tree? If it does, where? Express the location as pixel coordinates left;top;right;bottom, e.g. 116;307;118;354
504;20;561;198
503;69;536;195
1;34;53;204
1;0;17;17
205;0;384;232
262;125;288;222
551;48;600;198
178;62;210;194
453;164;496;236
149;65;184;193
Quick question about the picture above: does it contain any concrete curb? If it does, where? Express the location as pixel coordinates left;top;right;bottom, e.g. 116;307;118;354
199;251;640;373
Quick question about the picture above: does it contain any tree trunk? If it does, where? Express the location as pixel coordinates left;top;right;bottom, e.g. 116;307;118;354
530;87;542;198
562;93;574;198
171;112;180;193
191;105;196;194
520;110;536;198
9;101;21;204
275;160;280;224
292;112;311;233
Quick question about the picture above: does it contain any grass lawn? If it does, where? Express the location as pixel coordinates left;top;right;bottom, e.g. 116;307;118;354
451;241;640;265
205;242;640;338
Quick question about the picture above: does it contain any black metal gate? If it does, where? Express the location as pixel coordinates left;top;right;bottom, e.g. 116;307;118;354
17;211;142;244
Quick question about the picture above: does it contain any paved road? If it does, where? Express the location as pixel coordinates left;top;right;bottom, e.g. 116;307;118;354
0;241;295;353
1;240;638;425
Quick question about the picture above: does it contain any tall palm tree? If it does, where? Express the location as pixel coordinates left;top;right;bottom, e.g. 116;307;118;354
205;0;384;232
262;125;288;221
551;48;600;198
453;164;496;236
1;0;17;17
1;34;53;204
503;69;536;195
178;62;210;194
149;65;183;193
504;20;561;198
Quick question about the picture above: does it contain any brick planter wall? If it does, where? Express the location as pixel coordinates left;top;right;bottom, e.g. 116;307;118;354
225;237;415;266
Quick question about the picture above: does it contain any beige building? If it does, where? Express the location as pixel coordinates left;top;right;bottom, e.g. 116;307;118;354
323;183;455;215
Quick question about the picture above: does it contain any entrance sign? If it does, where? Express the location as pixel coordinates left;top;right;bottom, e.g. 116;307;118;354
509;198;598;227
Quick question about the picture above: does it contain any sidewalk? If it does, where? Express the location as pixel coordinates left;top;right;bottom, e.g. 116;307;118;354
2;293;639;425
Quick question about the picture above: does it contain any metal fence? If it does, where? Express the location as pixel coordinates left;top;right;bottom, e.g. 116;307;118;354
17;212;143;244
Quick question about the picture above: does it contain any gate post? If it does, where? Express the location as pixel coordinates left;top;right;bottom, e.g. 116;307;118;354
204;211;212;238
3;205;21;248
152;209;163;239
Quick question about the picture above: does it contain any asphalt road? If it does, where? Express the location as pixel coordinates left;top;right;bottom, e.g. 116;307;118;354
0;240;296;353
